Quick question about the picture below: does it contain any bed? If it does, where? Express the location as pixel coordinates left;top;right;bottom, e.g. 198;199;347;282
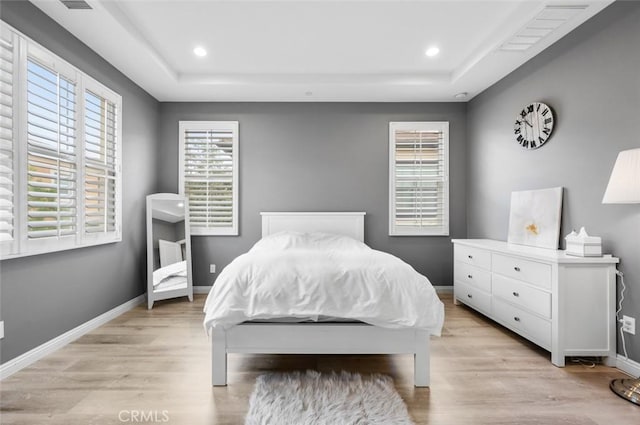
203;212;444;387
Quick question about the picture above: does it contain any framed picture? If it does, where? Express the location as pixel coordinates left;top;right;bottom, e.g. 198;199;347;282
507;187;563;250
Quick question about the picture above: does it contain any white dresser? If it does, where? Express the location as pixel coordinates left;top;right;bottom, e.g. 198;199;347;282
451;239;619;367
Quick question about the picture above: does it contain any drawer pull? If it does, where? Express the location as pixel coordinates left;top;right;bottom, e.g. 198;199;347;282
467;275;473;279
514;316;521;322
512;291;520;297
514;266;521;272
467;294;473;299
468;255;473;259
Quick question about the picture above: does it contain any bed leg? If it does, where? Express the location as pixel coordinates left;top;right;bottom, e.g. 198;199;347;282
212;328;227;386
414;330;430;387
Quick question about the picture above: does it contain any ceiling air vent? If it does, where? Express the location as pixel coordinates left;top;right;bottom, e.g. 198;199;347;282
499;5;587;52
60;0;92;10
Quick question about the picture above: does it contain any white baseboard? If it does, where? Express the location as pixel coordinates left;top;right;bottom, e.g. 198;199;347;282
0;294;145;380
617;355;640;378
434;285;453;294
193;286;212;294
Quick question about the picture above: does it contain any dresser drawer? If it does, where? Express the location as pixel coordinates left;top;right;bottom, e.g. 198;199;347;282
493;298;551;350
492;253;551;289
455;262;491;292
455;245;491;270
493;274;551;319
455;281;491;315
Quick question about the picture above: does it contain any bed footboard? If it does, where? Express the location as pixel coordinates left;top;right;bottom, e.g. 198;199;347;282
210;324;430;387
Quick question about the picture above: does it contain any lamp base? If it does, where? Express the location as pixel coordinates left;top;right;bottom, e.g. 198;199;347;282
610;377;640;406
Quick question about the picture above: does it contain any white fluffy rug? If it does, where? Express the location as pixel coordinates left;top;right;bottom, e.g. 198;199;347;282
244;370;415;425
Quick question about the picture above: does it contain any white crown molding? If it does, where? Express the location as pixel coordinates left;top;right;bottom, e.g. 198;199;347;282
98;0;178;81
451;1;545;83
177;72;452;85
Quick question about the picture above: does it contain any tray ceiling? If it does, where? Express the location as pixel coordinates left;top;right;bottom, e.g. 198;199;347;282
29;0;613;101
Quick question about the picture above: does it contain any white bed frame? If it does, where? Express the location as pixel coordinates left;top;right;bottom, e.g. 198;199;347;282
210;212;431;387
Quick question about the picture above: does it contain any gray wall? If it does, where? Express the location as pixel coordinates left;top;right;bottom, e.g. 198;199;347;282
0;1;159;363
158;103;467;287
467;1;640;361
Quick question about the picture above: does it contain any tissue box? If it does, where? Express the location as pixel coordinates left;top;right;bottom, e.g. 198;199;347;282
565;227;602;257
565;240;602;257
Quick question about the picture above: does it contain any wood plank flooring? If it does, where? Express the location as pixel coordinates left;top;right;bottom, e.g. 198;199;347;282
1;293;637;424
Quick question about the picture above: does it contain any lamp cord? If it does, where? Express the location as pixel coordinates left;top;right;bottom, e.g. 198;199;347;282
615;269;629;360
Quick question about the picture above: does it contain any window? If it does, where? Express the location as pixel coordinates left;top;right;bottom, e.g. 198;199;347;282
389;121;449;236
0;22;122;260
0;27;15;245
179;121;239;236
83;87;119;237
26;58;78;241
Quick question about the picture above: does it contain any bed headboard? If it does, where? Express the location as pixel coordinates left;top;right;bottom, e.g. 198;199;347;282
158;239;184;268
260;212;366;242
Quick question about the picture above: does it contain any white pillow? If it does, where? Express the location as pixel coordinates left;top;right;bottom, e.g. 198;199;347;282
303;232;369;251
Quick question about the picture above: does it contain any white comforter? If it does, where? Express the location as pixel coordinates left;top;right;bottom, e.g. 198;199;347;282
203;232;445;335
153;260;187;287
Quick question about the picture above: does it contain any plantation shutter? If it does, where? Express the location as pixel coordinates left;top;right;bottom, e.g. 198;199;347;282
389;122;449;236
0;21;123;260
84;89;118;235
26;58;78;240
179;121;239;236
0;32;14;244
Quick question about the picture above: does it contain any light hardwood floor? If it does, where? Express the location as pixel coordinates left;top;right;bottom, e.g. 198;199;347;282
1;293;637;424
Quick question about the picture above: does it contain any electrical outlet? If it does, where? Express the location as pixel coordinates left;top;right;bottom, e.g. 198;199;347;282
622;315;636;335
210;264;216;274
0;321;4;339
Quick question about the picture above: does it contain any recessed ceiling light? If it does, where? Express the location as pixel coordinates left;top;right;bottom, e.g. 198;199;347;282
454;92;468;99
177;202;184;208
193;46;207;57
425;46;440;57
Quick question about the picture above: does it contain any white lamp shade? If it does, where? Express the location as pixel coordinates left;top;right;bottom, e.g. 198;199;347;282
602;148;640;204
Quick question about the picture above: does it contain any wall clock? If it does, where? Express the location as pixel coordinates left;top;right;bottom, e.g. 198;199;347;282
514;102;555;149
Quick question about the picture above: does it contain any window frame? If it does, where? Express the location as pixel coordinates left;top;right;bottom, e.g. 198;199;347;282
81;77;122;244
0;21;122;260
0;24;18;251
388;121;450;236
178;120;239;236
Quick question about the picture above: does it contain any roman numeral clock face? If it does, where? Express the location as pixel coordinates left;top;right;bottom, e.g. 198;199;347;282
514;102;555;149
